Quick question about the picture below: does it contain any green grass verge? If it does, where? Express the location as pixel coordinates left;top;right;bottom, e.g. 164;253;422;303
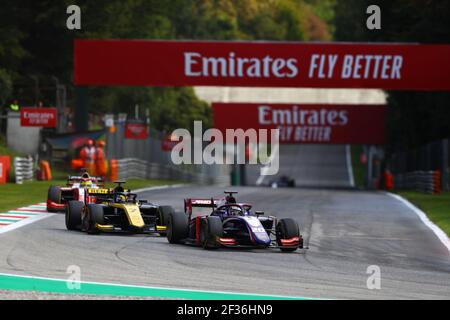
350;145;365;188
0;178;182;212
397;191;450;237
0;135;22;158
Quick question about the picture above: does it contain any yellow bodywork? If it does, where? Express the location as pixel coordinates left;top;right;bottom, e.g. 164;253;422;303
109;203;145;227
93;203;167;233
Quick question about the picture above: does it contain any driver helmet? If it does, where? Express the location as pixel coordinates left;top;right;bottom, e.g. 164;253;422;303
114;186;124;193
117;194;127;202
80;180;92;187
225;196;236;204
229;206;241;216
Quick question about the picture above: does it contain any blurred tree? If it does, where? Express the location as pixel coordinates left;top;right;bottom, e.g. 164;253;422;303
334;0;450;153
0;0;334;132
0;69;13;106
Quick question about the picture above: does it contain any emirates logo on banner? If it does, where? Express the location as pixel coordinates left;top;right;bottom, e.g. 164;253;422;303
124;122;148;139
20;107;57;127
74;40;450;90
184;52;299;78
213;103;387;145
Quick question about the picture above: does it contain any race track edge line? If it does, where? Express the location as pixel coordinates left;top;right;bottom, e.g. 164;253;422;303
133;184;188;194
386;192;450;254
0;213;55;235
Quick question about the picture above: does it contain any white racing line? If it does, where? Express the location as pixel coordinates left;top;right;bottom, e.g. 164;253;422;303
0;203;55;235
386;192;450;254
133;183;187;194
345;144;355;188
256;143;279;186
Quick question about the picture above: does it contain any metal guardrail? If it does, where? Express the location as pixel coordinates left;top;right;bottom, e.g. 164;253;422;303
393;170;441;193
106;120;231;185
116;158;230;185
14;156;34;184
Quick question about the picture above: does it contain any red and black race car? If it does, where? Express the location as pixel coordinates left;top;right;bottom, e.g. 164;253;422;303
166;191;304;252
46;171;105;212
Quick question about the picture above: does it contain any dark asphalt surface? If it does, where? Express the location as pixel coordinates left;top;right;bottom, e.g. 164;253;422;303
1;144;449;299
246;144;353;187
0;185;449;299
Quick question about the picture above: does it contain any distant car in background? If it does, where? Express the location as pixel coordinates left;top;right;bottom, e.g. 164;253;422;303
268;175;295;188
46;170;104;212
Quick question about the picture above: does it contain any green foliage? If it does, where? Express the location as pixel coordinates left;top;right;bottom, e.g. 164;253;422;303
0;0;333;132
350;145;365;188
0;69;13;106
333;0;450;153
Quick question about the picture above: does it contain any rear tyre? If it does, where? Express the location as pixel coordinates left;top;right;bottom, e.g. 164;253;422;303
200;216;223;249
167;211;188;244
66;201;83;230
47;186;62;212
83;204;104;234
276;218;299;252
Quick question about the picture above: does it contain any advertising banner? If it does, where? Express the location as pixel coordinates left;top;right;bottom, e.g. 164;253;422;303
124;122;148;139
20;107;57;127
74;40;450;90
213;103;386;145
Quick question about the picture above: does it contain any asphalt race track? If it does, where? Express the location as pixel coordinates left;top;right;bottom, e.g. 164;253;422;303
0;185;449;299
246;144;353;187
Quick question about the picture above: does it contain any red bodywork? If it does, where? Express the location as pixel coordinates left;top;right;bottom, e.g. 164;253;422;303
46;176;103;212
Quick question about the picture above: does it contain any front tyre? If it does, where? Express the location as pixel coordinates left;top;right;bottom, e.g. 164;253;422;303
200;216;223;249
167;211;188;244
66;200;83;230
276;218;300;252
83;204;104;235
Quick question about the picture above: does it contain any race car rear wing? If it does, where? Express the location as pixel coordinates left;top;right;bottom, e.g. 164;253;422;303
184;198;220;215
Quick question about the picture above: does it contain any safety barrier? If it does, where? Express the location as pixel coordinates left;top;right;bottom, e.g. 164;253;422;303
37;160;52;181
14;156;34;184
0;156;11;184
114;158;229;185
109;159;118;182
105;121;231;185
393;170;441;194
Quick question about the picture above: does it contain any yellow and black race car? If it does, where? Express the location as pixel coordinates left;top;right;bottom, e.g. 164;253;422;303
65;181;173;235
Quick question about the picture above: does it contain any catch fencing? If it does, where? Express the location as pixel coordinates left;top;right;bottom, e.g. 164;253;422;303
105;119;230;185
